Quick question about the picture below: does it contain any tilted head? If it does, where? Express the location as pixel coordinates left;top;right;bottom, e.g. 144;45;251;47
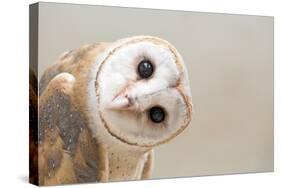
94;36;192;148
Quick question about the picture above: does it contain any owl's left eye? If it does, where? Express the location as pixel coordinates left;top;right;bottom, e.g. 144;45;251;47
137;60;154;79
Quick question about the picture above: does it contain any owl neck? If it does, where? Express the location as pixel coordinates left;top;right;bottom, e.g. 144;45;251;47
103;131;150;154
106;142;151;181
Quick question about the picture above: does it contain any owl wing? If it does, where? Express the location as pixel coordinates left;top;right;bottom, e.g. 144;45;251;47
37;73;108;186
29;69;39;185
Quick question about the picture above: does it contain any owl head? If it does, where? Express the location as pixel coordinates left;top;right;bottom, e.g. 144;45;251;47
93;36;192;148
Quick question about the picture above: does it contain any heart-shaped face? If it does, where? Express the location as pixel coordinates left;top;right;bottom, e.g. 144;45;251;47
95;36;193;147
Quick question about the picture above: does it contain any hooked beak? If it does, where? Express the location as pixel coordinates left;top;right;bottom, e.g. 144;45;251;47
107;94;131;110
107;87;142;111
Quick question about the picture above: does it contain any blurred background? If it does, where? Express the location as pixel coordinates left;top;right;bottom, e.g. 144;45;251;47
37;2;273;178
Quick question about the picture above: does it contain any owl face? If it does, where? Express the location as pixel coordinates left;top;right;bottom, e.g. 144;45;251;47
95;36;192;148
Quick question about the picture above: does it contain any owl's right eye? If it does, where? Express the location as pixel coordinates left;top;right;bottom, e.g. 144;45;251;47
137;60;154;79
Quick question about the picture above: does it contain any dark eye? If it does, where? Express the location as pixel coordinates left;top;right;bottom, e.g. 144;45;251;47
149;106;165;123
137;60;154;79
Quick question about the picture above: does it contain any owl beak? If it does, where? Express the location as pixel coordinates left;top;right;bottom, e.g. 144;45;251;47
107;90;140;111
107;94;130;110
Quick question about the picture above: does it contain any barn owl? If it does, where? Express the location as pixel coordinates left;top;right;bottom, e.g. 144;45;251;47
31;36;193;186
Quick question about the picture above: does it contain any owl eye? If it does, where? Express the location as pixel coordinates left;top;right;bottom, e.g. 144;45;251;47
149;106;165;123
137;60;154;79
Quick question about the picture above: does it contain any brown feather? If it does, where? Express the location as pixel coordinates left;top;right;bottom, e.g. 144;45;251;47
37;73;106;185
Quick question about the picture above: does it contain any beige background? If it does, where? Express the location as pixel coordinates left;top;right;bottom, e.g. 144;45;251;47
38;2;274;178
